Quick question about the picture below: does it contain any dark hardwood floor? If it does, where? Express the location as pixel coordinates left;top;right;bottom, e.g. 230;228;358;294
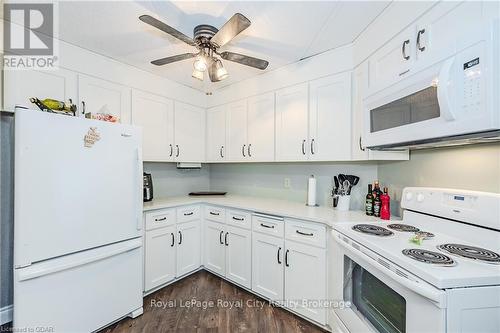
100;270;326;333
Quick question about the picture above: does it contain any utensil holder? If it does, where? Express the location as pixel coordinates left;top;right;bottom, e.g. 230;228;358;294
335;195;351;211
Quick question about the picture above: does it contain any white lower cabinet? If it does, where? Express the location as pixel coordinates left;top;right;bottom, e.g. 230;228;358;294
225;225;252;288
204;220;226;275
144;225;176;291
176;220;201;277
252;232;284;301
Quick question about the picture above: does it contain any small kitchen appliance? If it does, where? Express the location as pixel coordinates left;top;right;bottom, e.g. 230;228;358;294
143;172;153;202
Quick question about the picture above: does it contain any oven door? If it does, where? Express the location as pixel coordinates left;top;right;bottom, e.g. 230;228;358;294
363;41;491;149
329;231;446;333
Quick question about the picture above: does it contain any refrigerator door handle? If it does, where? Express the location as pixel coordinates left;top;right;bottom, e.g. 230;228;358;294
136;147;143;231
17;239;142;281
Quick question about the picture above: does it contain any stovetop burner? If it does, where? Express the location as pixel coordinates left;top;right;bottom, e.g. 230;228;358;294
438;244;500;265
387;223;420;232
352;224;393;236
402;248;456;266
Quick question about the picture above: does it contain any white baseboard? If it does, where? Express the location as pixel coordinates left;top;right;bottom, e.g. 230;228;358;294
0;304;13;325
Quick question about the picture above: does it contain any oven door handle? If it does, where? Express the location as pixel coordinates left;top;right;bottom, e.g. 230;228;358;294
334;233;446;307
437;56;456;121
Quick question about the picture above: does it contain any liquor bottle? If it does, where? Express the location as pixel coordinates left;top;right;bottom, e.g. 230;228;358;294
365;184;374;216
373;188;381;218
30;97;77;115
373;180;382;197
380;187;391;220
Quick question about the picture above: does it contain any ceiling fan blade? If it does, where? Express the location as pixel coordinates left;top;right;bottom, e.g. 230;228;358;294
139;15;196;46
151;53;196;66
211;13;251;47
220;52;269;70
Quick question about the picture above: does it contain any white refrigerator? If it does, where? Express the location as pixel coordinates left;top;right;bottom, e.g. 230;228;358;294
13;108;143;332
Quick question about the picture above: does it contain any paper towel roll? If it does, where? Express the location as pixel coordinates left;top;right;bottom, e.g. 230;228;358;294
307;175;317;206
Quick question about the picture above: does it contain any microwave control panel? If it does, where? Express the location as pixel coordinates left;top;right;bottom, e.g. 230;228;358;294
461;47;483;114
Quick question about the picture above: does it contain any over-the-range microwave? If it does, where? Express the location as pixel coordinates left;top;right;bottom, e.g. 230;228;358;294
363;20;500;150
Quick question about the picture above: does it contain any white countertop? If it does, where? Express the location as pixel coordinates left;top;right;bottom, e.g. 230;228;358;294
143;195;383;227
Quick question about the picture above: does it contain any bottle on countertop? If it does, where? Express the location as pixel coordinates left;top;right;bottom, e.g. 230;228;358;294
373;180;382;197
365;184;374;216
373;186;381;218
380;187;391;220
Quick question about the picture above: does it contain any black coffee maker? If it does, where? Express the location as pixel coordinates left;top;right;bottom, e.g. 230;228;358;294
143;172;153;202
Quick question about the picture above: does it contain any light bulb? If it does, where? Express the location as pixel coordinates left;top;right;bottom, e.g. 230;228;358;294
214;60;228;80
192;69;204;81
193;55;207;72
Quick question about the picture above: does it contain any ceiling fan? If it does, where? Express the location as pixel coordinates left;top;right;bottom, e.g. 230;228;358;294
139;13;269;82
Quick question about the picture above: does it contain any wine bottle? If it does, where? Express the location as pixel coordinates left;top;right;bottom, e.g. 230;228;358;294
365;184;374;216
373;188;381;218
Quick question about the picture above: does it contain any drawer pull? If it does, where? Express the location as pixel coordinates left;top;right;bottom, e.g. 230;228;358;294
260;223;275;229
155;217;167;222
296;230;314;236
209;211;220;216
183;212;194;216
232;216;244;221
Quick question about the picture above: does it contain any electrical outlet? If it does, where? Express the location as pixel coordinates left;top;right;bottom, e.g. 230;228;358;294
284;178;291;189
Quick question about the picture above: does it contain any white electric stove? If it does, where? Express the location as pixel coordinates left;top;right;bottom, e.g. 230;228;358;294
329;187;500;333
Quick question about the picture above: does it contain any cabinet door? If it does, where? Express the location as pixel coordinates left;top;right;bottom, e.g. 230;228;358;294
206;105;227;162
247;92;275;162
309;73;352;161
225;225;252;288
352;63;370;160
176;220;201;277
144;225;176;291
284;241;326;325
174;102;206;162
131;90;174;161
368;26;415;95
204;221;226;276
4;68;77;112
275;83;309;161
78;74;131;123
252;232;284;301
226;100;248;162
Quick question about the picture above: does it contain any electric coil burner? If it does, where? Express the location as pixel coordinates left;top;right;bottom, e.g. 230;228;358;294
352;224;393;236
387;223;420;232
402;249;456;266
438;244;500;265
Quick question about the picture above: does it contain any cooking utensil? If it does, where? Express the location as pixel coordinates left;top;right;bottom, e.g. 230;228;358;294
334;176;339;194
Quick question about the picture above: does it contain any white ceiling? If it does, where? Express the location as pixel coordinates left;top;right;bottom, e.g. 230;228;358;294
58;1;389;92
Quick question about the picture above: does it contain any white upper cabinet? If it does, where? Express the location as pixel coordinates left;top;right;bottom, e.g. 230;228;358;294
247;92;275;162
226;100;248;162
206;105;228;162
4;68;77;112
174;102;206;162
275;83;309;161
131;90;174;162
309;73;352;161
78;74;131;123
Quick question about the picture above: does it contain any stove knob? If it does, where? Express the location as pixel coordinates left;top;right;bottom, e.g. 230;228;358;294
417;193;425;203
405;192;413;201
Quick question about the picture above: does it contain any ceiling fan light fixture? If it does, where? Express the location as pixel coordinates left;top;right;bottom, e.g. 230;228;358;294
193;54;208;72
214;59;228;81
192;68;204;81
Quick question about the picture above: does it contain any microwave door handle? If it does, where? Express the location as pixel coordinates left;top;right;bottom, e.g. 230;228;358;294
334;233;446;307
437;57;456;121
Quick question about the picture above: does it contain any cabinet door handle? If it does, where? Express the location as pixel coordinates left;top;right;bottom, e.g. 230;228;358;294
171;233;175;247
242;144;246;157
81;101;86;114
209;211;220;216
285;249;290;267
296;230;314;236
248;144;252;157
402;39;410;60
183;212;194;216
178;231;182;245
301;139;306;155
169;144;173;157
219;230;224;245
417;29;426;52
232;216;244;221
224;232;229;246
175;145;180;157
154;217;167;222
277;247;282;264
359;136;366;152
260;223;275;229
310;139;315;155
220;145;224;158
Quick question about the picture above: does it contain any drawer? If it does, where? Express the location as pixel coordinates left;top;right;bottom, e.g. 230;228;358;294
145;209;176;231
252;214;284;237
176;205;200;224
285;219;326;248
204;205;226;223
226;209;252;229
